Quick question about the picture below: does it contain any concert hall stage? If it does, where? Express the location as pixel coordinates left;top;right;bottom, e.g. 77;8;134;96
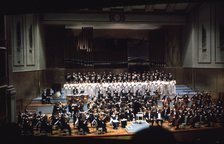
24;84;224;143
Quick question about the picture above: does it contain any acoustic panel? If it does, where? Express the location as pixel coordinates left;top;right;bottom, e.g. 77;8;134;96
13;16;24;66
25;15;35;66
198;4;211;64
215;6;224;63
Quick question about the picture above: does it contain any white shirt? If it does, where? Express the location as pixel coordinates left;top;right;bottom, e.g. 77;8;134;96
157;113;162;120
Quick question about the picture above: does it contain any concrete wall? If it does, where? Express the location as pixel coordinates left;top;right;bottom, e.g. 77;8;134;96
8;14;46;72
12;70;47;113
8;2;224;113
182;2;224;68
181;2;224;98
37;18;46;70
6;14;47;112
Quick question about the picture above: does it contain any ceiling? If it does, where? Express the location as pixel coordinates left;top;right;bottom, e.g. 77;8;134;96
1;0;218;32
40;1;203;30
65;22;163;30
78;2;197;14
0;0;216;14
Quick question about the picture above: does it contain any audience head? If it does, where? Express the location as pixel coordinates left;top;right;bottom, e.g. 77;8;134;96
131;126;177;144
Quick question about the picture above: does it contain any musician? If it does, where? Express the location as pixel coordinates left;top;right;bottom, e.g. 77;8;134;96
183;94;190;106
88;111;96;127
40;115;52;134
156;109;163;126
51;113;61;128
21;111;34;135
151;95;158;107
161;106;170;121
90;72;96;83
83;112;90;134
67;102;73;114
171;110;181;129
45;88;52;104
77;112;89;134
96;113;107;133
191;112;200;128
125;108;134;121
110;113;119;129
17;112;23;128
133;100;142;115
34;111;44;129
52;102;63;115
77;113;84;133
59;114;71;135
41;89;47;104
65;72;72;82
143;109;150;123
73;87;78;95
150;106;157;126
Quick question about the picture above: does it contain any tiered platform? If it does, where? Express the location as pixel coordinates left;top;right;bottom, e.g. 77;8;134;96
27;85;196;115
176;85;196;95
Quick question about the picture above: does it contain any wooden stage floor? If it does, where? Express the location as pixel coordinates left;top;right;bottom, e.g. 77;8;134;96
27;103;223;142
32;118;223;139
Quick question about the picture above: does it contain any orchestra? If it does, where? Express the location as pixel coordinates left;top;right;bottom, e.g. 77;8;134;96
16;70;224;136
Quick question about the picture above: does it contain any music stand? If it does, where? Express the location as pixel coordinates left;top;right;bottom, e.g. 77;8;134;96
136;112;144;123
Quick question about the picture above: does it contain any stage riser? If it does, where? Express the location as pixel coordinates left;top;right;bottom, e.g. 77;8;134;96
26;105;53;114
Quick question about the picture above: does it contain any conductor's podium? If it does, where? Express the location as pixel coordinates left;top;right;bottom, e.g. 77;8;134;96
126;112;148;133
125;121;149;133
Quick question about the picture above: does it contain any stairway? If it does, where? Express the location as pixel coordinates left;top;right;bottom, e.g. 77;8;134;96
176;85;196;95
